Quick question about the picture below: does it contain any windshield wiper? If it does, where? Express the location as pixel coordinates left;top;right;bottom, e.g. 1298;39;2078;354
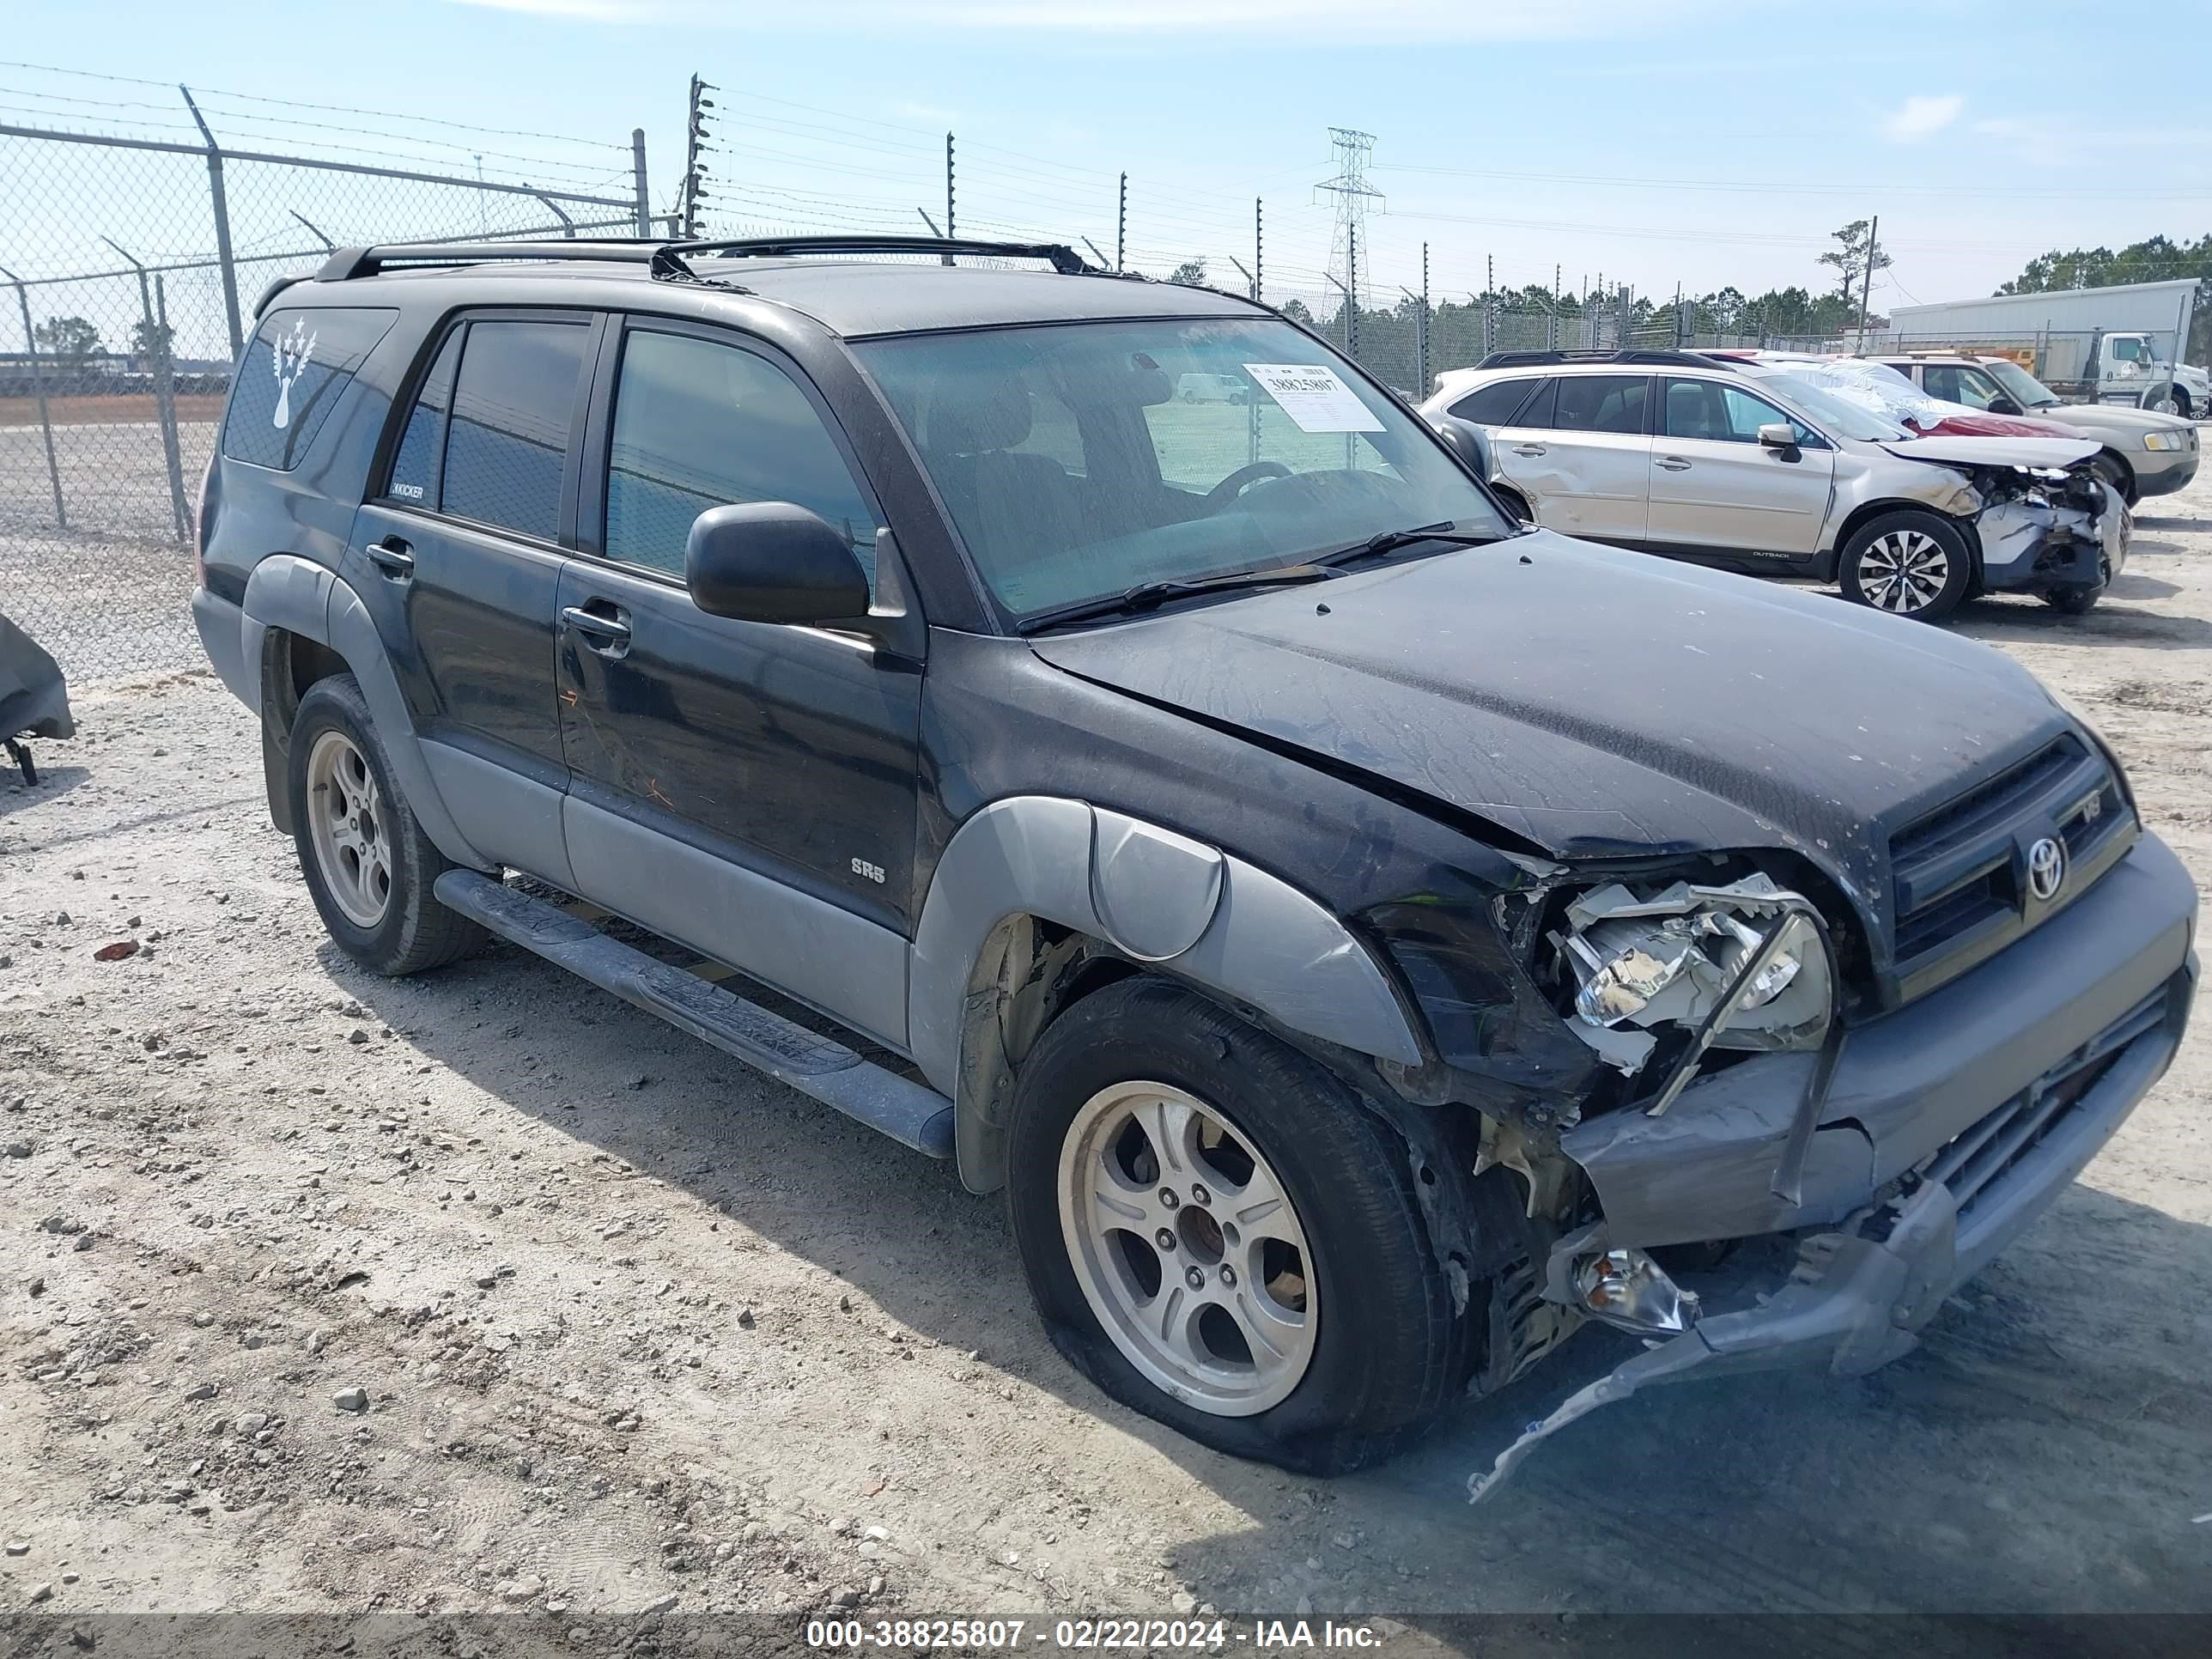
1319;520;1511;565
1013;562;1336;634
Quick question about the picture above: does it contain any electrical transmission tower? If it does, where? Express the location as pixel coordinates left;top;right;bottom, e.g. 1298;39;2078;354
1314;127;1382;352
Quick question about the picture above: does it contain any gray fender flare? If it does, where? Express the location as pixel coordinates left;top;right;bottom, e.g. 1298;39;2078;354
908;796;1425;1190
240;553;492;872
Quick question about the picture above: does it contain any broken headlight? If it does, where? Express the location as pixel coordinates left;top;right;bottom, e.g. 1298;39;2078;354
1549;872;1834;1079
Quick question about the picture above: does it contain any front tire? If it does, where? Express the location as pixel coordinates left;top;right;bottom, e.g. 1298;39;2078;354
1838;510;1972;623
2091;451;2138;506
1006;978;1470;1474
288;674;484;976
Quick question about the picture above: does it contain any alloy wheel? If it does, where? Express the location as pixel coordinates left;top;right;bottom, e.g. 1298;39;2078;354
1859;529;1951;614
1057;1081;1317;1416
306;729;392;928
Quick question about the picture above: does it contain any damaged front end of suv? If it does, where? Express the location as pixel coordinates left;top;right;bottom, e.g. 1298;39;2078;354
1352;738;2189;1505
1883;435;2128;609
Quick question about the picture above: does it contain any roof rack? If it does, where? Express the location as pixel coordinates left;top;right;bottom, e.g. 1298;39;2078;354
1474;348;1732;371
318;240;669;283
314;234;1105;288
686;234;1100;275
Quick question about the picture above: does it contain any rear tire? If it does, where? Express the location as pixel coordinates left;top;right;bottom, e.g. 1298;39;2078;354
1838;510;1972;623
1006;978;1473;1475
288;674;485;976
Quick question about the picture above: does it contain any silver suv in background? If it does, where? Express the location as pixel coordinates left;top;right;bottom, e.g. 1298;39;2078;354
1872;353;2200;503
1422;349;2128;622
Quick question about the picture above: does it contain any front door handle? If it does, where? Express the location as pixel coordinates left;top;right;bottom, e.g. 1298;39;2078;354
561;604;631;654
1511;443;1547;457
1655;456;1692;471
367;537;415;577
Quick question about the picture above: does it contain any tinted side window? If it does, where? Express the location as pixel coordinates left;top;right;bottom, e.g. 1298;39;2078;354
1449;377;1538;424
1553;374;1649;434
385;331;461;506
441;319;590;542
604;329;884;584
1508;378;1559;429
222;307;396;471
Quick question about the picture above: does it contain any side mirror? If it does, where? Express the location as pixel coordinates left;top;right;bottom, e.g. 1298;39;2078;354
685;502;870;626
1757;422;1800;453
1433;416;1494;480
1988;396;2023;416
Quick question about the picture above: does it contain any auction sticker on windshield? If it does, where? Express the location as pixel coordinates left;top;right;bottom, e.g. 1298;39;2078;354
1243;362;1384;434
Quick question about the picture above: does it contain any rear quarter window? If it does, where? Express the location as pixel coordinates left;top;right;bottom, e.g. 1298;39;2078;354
221;307;396;471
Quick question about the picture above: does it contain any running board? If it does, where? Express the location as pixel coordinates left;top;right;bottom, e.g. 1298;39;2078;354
433;871;954;1158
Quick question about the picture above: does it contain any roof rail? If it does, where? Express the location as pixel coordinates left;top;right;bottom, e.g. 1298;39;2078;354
314;234;1107;288
316;240;697;281
684;234;1099;275
1474;348;1730;371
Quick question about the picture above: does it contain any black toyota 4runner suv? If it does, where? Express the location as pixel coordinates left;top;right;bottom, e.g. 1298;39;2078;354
192;235;2196;1485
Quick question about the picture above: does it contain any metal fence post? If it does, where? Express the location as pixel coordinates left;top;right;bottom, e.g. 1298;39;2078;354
1;264;67;531
103;238;191;544
631;128;652;235
179;86;243;357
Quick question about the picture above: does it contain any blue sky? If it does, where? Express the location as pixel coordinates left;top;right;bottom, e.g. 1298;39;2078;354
6;0;2209;323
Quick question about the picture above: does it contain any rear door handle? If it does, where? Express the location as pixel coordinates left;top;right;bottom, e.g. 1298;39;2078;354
1655;457;1692;471
1511;443;1547;456
561;604;631;654
367;537;415;577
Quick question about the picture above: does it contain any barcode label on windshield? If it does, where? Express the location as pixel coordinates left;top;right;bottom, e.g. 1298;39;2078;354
1243;363;1384;434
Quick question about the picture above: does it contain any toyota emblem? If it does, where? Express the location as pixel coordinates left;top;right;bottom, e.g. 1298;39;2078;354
2027;836;2066;902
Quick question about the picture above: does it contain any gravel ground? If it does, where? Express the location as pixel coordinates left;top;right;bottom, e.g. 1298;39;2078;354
3;480;2210;1644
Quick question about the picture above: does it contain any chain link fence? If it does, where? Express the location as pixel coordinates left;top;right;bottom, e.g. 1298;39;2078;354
2;120;647;679
3;93;1905;687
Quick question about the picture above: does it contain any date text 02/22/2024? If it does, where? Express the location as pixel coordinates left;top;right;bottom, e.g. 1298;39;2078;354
805;1618;1392;1649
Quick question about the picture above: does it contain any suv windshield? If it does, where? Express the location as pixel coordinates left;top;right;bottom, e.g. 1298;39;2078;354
1744;371;1911;442
855;318;1510;623
1981;358;2063;410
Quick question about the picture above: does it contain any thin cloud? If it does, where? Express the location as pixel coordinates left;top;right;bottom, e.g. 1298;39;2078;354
443;0;1726;38
1881;94;1965;143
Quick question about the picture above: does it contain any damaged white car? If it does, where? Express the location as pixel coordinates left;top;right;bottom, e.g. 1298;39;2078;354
1421;349;2126;622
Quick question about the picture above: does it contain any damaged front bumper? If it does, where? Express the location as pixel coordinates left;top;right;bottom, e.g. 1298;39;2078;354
1977;478;2130;592
1472;833;2197;1502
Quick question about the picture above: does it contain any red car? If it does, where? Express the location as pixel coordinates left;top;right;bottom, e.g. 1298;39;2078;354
1699;352;2078;440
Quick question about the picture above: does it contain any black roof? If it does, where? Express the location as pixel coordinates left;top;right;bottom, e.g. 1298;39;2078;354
294;235;1261;338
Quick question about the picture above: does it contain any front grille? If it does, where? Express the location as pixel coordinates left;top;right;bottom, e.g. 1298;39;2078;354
1920;985;2169;1219
1887;734;2130;988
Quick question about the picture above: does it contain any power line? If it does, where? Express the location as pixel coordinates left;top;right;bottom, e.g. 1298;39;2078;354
1374;161;2212;203
0;59;628;150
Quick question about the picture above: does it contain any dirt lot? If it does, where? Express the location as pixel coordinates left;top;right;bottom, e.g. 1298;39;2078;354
3;483;2210;1645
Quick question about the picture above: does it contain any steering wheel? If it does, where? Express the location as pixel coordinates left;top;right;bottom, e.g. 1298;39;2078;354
1204;459;1292;511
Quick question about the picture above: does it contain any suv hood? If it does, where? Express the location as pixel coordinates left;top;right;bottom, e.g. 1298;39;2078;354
2032;402;2192;436
1030;532;2072;918
1881;434;2098;470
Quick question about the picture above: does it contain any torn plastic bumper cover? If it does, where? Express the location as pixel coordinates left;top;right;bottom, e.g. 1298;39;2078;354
1975;475;2128;592
1469;834;2198;1504
1472;963;2190;1503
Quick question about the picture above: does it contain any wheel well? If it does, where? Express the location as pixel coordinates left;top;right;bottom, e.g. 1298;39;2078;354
2094;447;2139;501
256;627;349;836
1829;499;1975;568
1490;482;1533;520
